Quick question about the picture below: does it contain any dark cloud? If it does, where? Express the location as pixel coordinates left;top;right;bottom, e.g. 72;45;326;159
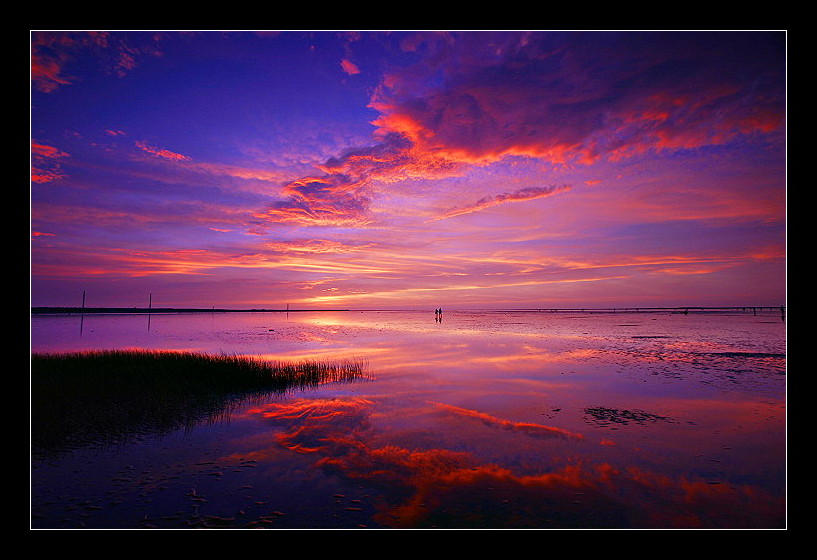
371;31;785;164
31;31;164;92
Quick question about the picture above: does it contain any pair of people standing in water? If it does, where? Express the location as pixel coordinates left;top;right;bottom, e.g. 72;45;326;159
434;308;443;322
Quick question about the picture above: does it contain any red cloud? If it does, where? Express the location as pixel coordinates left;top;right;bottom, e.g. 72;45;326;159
341;58;360;75
31;142;70;183
31;31;163;93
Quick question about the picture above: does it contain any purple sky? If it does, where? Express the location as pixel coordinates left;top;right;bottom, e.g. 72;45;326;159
31;31;786;309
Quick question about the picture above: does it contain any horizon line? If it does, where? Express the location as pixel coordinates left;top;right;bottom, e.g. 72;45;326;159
30;304;786;315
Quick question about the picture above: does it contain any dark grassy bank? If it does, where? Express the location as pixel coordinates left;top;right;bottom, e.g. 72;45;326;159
31;350;367;461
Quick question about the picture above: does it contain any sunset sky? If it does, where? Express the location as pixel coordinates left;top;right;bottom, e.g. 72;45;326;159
31;30;786;310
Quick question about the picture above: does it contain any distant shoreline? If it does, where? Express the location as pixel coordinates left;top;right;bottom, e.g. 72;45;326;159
31;306;784;315
30;307;350;315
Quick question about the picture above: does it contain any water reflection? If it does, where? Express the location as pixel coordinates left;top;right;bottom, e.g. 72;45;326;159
31;351;368;463
31;310;785;529
227;393;783;528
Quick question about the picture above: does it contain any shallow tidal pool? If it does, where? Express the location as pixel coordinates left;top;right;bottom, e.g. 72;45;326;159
31;309;786;529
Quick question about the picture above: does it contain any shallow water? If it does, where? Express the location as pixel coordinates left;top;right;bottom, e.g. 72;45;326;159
30;309;786;529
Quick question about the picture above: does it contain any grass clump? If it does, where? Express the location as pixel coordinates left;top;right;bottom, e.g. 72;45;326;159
31;349;367;460
32;349;366;392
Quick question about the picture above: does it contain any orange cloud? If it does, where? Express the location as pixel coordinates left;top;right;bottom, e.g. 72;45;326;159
256;139;411;228
265;239;376;254
135;140;191;162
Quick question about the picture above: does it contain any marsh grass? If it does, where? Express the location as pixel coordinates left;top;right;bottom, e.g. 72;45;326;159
31;349;367;460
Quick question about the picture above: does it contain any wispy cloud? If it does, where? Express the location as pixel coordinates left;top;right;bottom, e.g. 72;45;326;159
265;239;376;254
135;141;191;162
432;184;571;221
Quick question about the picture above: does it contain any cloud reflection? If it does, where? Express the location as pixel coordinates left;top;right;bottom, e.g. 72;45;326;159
233;394;782;528
430;401;584;441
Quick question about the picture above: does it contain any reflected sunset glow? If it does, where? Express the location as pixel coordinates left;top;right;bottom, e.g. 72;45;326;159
31;308;785;528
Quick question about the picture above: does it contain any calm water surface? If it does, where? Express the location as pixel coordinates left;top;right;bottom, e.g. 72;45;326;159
31;309;786;529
